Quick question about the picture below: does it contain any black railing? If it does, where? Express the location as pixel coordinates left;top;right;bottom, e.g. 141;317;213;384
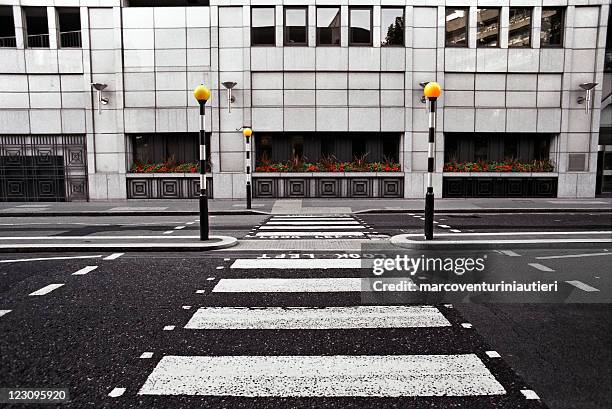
60;30;82;48
27;33;50;48
0;36;17;47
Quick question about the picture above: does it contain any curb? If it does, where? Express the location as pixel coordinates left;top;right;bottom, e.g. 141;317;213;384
0;210;269;218
389;234;612;250
355;208;612;214
0;235;238;253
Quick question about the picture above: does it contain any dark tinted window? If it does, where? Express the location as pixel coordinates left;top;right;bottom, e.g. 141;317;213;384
445;7;468;47
23;7;49;48
252;7;275;46
57;8;81;48
317;7;340;46
477;8;500;47
284;7;307;46
541;8;564;47
0;6;16;47
606;13;612;72
381;8;404;46
509;7;531;47
349;7;372;46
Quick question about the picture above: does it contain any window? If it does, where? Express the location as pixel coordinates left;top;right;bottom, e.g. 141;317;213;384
317;7;340;46
541;8;564;47
251;7;275;46
23;7;49;48
0;6;16;47
126;0;209;5
477;8;500;47
508;8;531;47
57;8;81;48
132;133;208;165
445;7;468;47
284;7;307;46
381;8;404;46
349;7;372;46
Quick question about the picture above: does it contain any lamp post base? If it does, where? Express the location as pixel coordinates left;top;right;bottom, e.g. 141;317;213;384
199;192;209;241
425;190;434;240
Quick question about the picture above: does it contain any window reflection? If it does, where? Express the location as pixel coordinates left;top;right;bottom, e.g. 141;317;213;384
381;8;404;47
541;8;564;47
509;8;531;47
251;7;275;46
284;7;307;46
445;8;468;47
317;7;341;46
477;8;500;48
349;8;372;45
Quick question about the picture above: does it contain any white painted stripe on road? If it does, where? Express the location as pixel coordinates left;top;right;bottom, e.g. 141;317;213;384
104;253;124;260
163;231;173;235
521;389;540;400
138;354;506;397
438;225;451;229
0;310;11;318
271;215;350;218
565;280;600;292
255;231;364;237
461;323;472;328
498;250;521;257
174;226;186;230
108;387;126;397
184;306;451;329
485;351;501;358
528;263;555;272
450;229;461;233
140;352;154;359
260;225;365;230
267;221;360;225
29;283;65;296
72;266;98;275
536;252;612;260
163;325;175;331
213;278;367;293
0;255;102;264
394;231;612;237
231;258;364;269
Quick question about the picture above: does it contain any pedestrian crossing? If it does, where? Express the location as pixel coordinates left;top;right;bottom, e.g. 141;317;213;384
132;254;545;407
245;214;389;240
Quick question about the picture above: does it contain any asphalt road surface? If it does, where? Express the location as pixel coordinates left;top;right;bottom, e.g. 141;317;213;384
0;212;610;408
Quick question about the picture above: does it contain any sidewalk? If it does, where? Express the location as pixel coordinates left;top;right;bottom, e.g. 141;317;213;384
0;197;610;217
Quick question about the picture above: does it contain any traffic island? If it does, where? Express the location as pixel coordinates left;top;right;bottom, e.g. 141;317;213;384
0;235;238;253
390;232;612;250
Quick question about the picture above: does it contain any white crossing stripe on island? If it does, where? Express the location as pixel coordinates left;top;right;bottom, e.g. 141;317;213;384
213;277;414;293
565;280;600;292
266;221;360;225
138;354;506;397
260;225;365;230
185;306;451;330
256;231;364;237
213;277;360;293
29;283;65;296
231;258;364;269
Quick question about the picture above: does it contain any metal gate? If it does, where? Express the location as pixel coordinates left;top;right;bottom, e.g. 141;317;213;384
0;134;88;201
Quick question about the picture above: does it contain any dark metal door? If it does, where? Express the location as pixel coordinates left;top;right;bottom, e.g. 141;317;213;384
0;135;88;202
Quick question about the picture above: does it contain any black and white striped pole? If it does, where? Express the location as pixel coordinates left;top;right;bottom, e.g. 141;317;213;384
193;84;211;241
243;127;253;209
423;82;441;240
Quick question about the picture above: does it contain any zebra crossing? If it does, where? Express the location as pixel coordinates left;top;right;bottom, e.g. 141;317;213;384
244;214;389;240
132;254;545;408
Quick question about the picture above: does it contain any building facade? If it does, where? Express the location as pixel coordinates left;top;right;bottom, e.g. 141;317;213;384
0;0;609;201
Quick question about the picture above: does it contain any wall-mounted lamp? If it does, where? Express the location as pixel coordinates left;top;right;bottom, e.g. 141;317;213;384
419;81;430;104
577;82;598;114
222;81;237;113
91;83;108;115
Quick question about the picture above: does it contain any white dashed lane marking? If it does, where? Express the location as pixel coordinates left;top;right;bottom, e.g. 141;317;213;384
528;263;555;272
521;390;540;400
29;283;65;296
104;253;124;260
108;388;126;398
0;310;11;318
536;252;612;260
174;226;186;230
565;280;600;292
140;352;154;359
72;266;98;275
163;325;175;331
0;255;102;264
498;250;521;257
486;351;501;358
